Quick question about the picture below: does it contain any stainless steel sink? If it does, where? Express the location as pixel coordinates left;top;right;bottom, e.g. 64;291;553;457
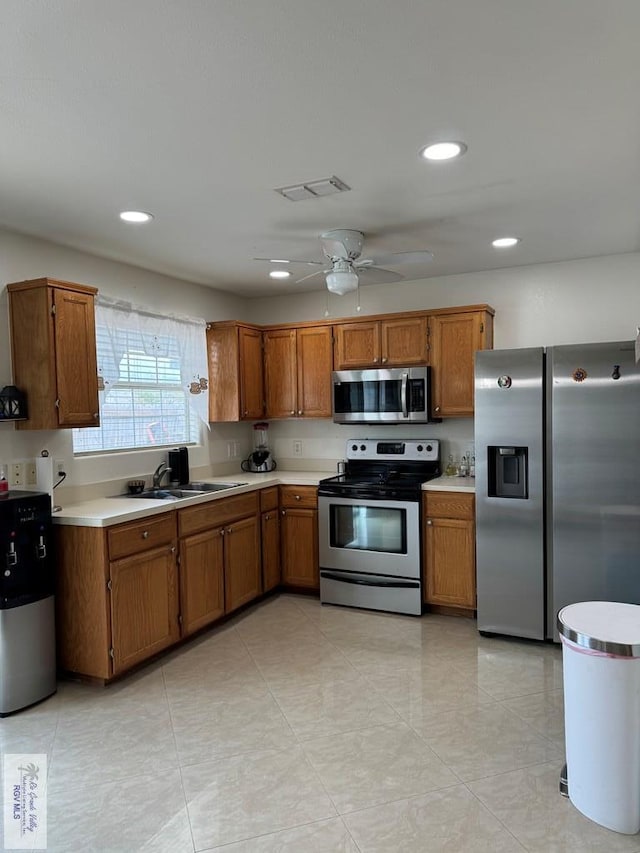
117;482;247;500
180;481;246;492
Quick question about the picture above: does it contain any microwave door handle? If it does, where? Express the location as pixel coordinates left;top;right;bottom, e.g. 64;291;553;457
401;373;409;418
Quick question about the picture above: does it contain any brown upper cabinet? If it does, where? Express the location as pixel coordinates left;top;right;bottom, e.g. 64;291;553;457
264;326;333;418
206;322;264;422
7;277;100;430
334;316;428;369
429;309;493;417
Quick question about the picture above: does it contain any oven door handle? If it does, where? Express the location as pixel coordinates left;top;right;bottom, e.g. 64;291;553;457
400;372;409;418
320;571;419;589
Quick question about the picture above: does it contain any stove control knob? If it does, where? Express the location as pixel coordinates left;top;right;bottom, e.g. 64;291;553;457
360;444;366;451
426;444;433;452
351;444;358;451
417;444;423;452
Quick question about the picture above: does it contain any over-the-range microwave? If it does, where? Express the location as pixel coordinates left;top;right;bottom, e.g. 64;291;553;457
332;366;438;424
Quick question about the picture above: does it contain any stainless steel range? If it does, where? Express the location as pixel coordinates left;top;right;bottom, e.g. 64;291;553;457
318;438;440;616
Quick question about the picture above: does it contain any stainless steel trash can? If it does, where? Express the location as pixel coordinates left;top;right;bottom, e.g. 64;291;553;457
558;601;640;834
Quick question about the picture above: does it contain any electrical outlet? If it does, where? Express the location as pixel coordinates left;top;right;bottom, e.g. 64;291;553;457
226;441;235;459
55;459;66;476
293;440;303;457
232;441;240;458
26;460;37;486
10;462;24;487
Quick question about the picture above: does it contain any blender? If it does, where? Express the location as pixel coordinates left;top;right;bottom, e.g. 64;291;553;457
241;422;277;472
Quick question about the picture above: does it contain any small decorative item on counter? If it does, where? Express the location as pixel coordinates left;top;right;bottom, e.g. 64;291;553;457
445;454;458;477
127;480;146;494
0;385;28;421
458;454;468;477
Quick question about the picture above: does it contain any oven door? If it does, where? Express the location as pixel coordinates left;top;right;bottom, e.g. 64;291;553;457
318;494;420;579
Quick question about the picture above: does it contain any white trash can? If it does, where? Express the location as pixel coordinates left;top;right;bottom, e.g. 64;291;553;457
558;601;640;835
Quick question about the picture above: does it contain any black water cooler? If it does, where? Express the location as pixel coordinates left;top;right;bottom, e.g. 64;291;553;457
0;491;56;716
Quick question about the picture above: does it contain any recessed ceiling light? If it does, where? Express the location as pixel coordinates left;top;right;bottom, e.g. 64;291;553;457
269;259;290;264
269;270;291;279
419;141;467;161
492;236;521;248
119;210;154;223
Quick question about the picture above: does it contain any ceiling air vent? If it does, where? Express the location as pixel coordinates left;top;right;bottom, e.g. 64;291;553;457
274;176;350;202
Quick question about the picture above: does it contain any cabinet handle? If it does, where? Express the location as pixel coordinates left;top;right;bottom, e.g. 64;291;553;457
243;409;248;416
295;494;301;501
298;410;303;416
227;527;233;534
281;509;286;516
426;519;433;525
265;513;270;521
382;357;387;363
220;528;225;536
93;412;99;419
170;546;176;553
142;530;149;539
290;410;295;415
373;357;378;363
435;406;441;413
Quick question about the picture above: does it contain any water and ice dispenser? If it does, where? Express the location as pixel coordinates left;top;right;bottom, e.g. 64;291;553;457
487;446;529;499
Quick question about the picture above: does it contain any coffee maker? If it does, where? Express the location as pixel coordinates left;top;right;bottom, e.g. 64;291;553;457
241;422;276;473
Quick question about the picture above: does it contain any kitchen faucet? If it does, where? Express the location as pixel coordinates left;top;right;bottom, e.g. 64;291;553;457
152;461;172;489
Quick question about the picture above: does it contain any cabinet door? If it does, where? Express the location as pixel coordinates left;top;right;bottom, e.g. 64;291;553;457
53;287;100;427
281;508;319;588
264;329;297;418
334;322;380;369
224;514;261;613
261;511;281;592
381;316;428;366
429;311;490;417
109;544;179;675
425;517;476;608
296;326;333;417
180;528;225;636
239;326;264;419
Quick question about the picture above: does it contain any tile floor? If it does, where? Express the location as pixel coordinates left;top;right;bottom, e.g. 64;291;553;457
2;594;640;852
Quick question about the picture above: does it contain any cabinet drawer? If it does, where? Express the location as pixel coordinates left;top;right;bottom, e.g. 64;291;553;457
108;512;177;560
279;485;318;509
260;486;279;512
424;491;475;520
179;492;259;537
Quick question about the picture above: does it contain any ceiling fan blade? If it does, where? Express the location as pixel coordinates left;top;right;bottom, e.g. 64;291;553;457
295;269;327;284
358;250;433;267
355;266;404;284
253;257;324;266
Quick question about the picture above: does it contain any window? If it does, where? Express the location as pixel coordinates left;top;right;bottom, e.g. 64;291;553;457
73;299;208;455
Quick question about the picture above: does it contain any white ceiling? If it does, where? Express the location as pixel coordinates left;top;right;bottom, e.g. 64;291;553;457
2;1;640;297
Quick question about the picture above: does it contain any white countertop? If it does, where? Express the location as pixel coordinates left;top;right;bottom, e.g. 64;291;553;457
53;470;335;527
423;475;476;493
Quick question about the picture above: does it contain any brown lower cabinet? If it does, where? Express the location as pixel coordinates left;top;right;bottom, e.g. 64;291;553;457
280;485;319;589
261;486;281;592
423;491;476;614
179;528;225;636
223;514;261;613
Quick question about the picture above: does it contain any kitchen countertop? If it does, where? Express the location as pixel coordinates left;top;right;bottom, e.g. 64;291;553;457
53;470;335;528
423;475;476;493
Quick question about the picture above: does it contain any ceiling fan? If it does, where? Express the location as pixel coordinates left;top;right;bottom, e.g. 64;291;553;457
256;230;433;295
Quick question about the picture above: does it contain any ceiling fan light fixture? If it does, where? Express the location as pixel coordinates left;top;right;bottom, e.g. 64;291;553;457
269;269;291;279
419;141;467;162
326;269;359;295
492;236;521;248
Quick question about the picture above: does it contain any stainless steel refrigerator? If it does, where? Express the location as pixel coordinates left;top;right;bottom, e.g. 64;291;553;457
475;342;640;641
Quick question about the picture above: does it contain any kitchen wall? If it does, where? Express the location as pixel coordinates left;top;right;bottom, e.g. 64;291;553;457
2;226;639;488
0;227;253;497
245;252;640;468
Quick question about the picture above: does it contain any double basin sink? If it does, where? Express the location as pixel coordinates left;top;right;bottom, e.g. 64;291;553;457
126;481;247;501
